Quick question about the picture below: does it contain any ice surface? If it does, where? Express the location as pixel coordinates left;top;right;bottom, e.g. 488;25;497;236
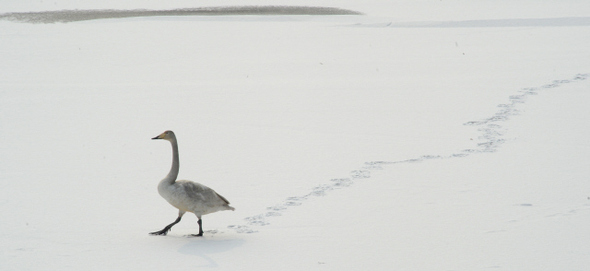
1;1;589;270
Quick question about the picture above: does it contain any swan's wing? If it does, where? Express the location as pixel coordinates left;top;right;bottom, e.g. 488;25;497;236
178;180;229;205
177;180;208;200
215;192;231;205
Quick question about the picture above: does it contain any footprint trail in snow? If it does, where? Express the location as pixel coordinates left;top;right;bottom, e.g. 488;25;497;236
228;73;589;234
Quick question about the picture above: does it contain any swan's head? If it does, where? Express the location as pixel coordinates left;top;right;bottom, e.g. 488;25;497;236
152;130;176;141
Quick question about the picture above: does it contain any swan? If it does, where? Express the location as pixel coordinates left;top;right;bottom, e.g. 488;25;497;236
150;130;234;236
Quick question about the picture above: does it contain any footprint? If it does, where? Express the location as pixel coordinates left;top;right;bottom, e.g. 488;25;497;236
331;178;353;187
351;170;371;179
265;211;282;217
228;225;257;233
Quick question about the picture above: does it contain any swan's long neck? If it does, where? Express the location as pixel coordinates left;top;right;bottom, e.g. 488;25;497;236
163;138;179;184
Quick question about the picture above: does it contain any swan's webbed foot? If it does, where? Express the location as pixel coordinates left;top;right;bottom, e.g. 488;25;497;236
149;229;170;236
189;233;203;237
149;216;182;236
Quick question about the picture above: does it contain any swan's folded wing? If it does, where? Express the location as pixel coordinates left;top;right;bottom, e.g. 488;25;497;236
215;192;231;205
178;180;209;201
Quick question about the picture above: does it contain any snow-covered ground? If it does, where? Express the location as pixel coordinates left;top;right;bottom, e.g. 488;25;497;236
1;1;590;270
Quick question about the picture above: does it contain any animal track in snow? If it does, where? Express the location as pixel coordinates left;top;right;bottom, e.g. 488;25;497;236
459;74;588;154
228;73;589;234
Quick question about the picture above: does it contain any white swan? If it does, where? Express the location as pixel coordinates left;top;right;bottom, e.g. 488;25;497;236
150;130;234;236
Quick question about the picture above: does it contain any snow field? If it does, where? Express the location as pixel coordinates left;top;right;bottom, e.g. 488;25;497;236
1;1;590;270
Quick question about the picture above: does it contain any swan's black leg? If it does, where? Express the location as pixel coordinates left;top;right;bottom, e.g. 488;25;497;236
191;218;204;237
150;212;184;236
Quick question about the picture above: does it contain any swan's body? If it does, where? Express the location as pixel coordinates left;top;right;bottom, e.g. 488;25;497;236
150;130;234;236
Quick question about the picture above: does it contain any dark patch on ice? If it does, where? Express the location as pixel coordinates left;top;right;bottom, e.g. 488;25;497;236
0;6;363;24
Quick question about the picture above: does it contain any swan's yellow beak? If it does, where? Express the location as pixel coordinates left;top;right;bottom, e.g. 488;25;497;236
152;133;165;140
